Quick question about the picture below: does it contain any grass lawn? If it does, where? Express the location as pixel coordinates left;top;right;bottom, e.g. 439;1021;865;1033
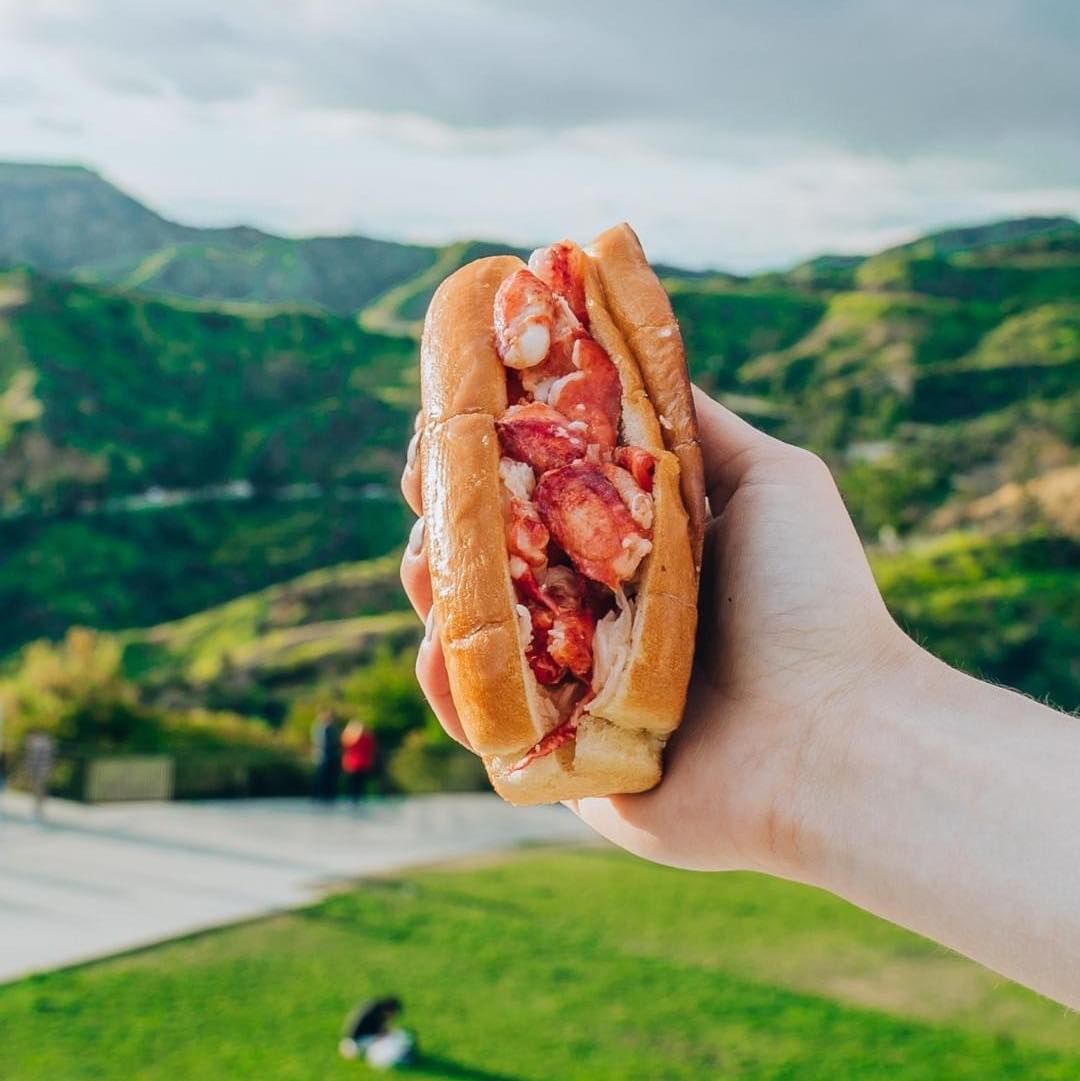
2;847;1078;1080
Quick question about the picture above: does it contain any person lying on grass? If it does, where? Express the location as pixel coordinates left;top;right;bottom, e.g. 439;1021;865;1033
401;386;1080;1011
339;996;416;1069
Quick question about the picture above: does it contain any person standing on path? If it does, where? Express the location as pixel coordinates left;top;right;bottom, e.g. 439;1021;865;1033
341;721;377;803
25;730;56;821
311;711;341;803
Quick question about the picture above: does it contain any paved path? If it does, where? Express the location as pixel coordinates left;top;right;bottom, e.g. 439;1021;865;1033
0;792;590;984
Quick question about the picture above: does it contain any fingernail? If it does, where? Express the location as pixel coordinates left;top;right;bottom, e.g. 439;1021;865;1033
414;410;425;433
407;516;425;555
406;431;420;469
424;608;437;641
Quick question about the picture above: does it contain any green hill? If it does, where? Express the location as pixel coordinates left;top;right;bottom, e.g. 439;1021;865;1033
0;163;437;314
669;220;1080;549
0;177;1077;723
0;163;722;323
885;215;1077;259
120;554;419;721
0;495;410;654
0;163;185;274
0;269;417;512
0;269;418;648
873;532;1079;707
82;231;439;316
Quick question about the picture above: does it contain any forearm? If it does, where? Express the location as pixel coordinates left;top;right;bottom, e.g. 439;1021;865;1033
792;642;1080;1007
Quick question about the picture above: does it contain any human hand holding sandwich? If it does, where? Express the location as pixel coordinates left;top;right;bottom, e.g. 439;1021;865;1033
400;233;1080;1009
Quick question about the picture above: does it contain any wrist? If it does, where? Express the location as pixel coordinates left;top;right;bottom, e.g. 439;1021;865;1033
757;632;1080;1007
758;627;947;885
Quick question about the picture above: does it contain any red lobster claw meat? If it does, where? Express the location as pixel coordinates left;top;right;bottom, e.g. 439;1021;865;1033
612;445;657;493
534;463;652;590
548;339;622;451
504;496;549;569
519;297;584;397
600;463;653;531
528;241;589;324
494;269;555;369
496;401;588;473
523;602;564;686
542;567;595;679
513;565;596;683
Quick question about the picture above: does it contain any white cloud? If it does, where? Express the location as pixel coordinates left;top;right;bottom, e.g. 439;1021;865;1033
0;0;1077;268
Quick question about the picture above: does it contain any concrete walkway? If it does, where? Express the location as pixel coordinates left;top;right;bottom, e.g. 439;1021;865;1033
0;791;591;984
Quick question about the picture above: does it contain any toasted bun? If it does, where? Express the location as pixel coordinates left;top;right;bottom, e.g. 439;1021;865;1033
589;223;706;569
485;717;662;806
582;261;697;735
420;230;700;803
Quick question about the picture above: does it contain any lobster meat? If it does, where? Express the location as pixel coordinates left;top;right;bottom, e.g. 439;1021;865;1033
494;242;657;737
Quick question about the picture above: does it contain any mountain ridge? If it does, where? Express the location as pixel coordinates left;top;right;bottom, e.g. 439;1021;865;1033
6;161;1076;316
0;161;1076;709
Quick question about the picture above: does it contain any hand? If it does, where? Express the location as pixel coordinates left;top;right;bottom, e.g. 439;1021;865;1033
403;390;1080;1007
400;388;913;876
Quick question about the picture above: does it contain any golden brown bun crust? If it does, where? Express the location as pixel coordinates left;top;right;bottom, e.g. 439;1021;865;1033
422;414;549;755
590;452;697;735
420;260;548;757
589;223;706;569
420;239;700;802
421;255;523;424
485;717;662;806
582;264;697;735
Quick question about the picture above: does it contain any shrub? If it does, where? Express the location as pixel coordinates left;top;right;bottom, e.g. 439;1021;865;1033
284;647;434;765
388;728;488;794
0;627;307;797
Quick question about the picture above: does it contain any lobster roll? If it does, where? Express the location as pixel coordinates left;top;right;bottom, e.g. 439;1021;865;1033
420;223;703;805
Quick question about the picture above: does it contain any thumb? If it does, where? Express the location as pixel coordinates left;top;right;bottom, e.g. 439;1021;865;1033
692;385;774;512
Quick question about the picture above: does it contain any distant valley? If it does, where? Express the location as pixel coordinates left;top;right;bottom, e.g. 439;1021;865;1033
1;162;1076;741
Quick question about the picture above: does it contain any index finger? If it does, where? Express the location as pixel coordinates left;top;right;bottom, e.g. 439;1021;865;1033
400;411;424;515
692;385;771;513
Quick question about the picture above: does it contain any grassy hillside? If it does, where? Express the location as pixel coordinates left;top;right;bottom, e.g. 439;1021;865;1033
82;231;439;316
0;163;184;274
0;269;418;648
672;221;1080;544
120;554;419;721
3;848;1079;1080
668;282;826;396
0;270;418;512
0;163;437;314
0;496;410;654
1;194;1077;755
873;532;1080;706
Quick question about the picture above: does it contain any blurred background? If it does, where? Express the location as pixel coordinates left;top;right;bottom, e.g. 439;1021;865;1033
0;2;1077;1078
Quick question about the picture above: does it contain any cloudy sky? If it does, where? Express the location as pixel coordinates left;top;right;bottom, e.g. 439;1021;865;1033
1;0;1078;269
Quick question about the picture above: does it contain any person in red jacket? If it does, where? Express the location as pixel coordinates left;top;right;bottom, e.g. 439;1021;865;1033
341;720;376;803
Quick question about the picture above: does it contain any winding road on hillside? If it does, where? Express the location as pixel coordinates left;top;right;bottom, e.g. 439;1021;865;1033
0;791;591;984
0;480;394;523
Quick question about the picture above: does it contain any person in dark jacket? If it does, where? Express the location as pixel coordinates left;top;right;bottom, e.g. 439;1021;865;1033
310;711;340;803
339;996;416;1068
25;730;56;820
